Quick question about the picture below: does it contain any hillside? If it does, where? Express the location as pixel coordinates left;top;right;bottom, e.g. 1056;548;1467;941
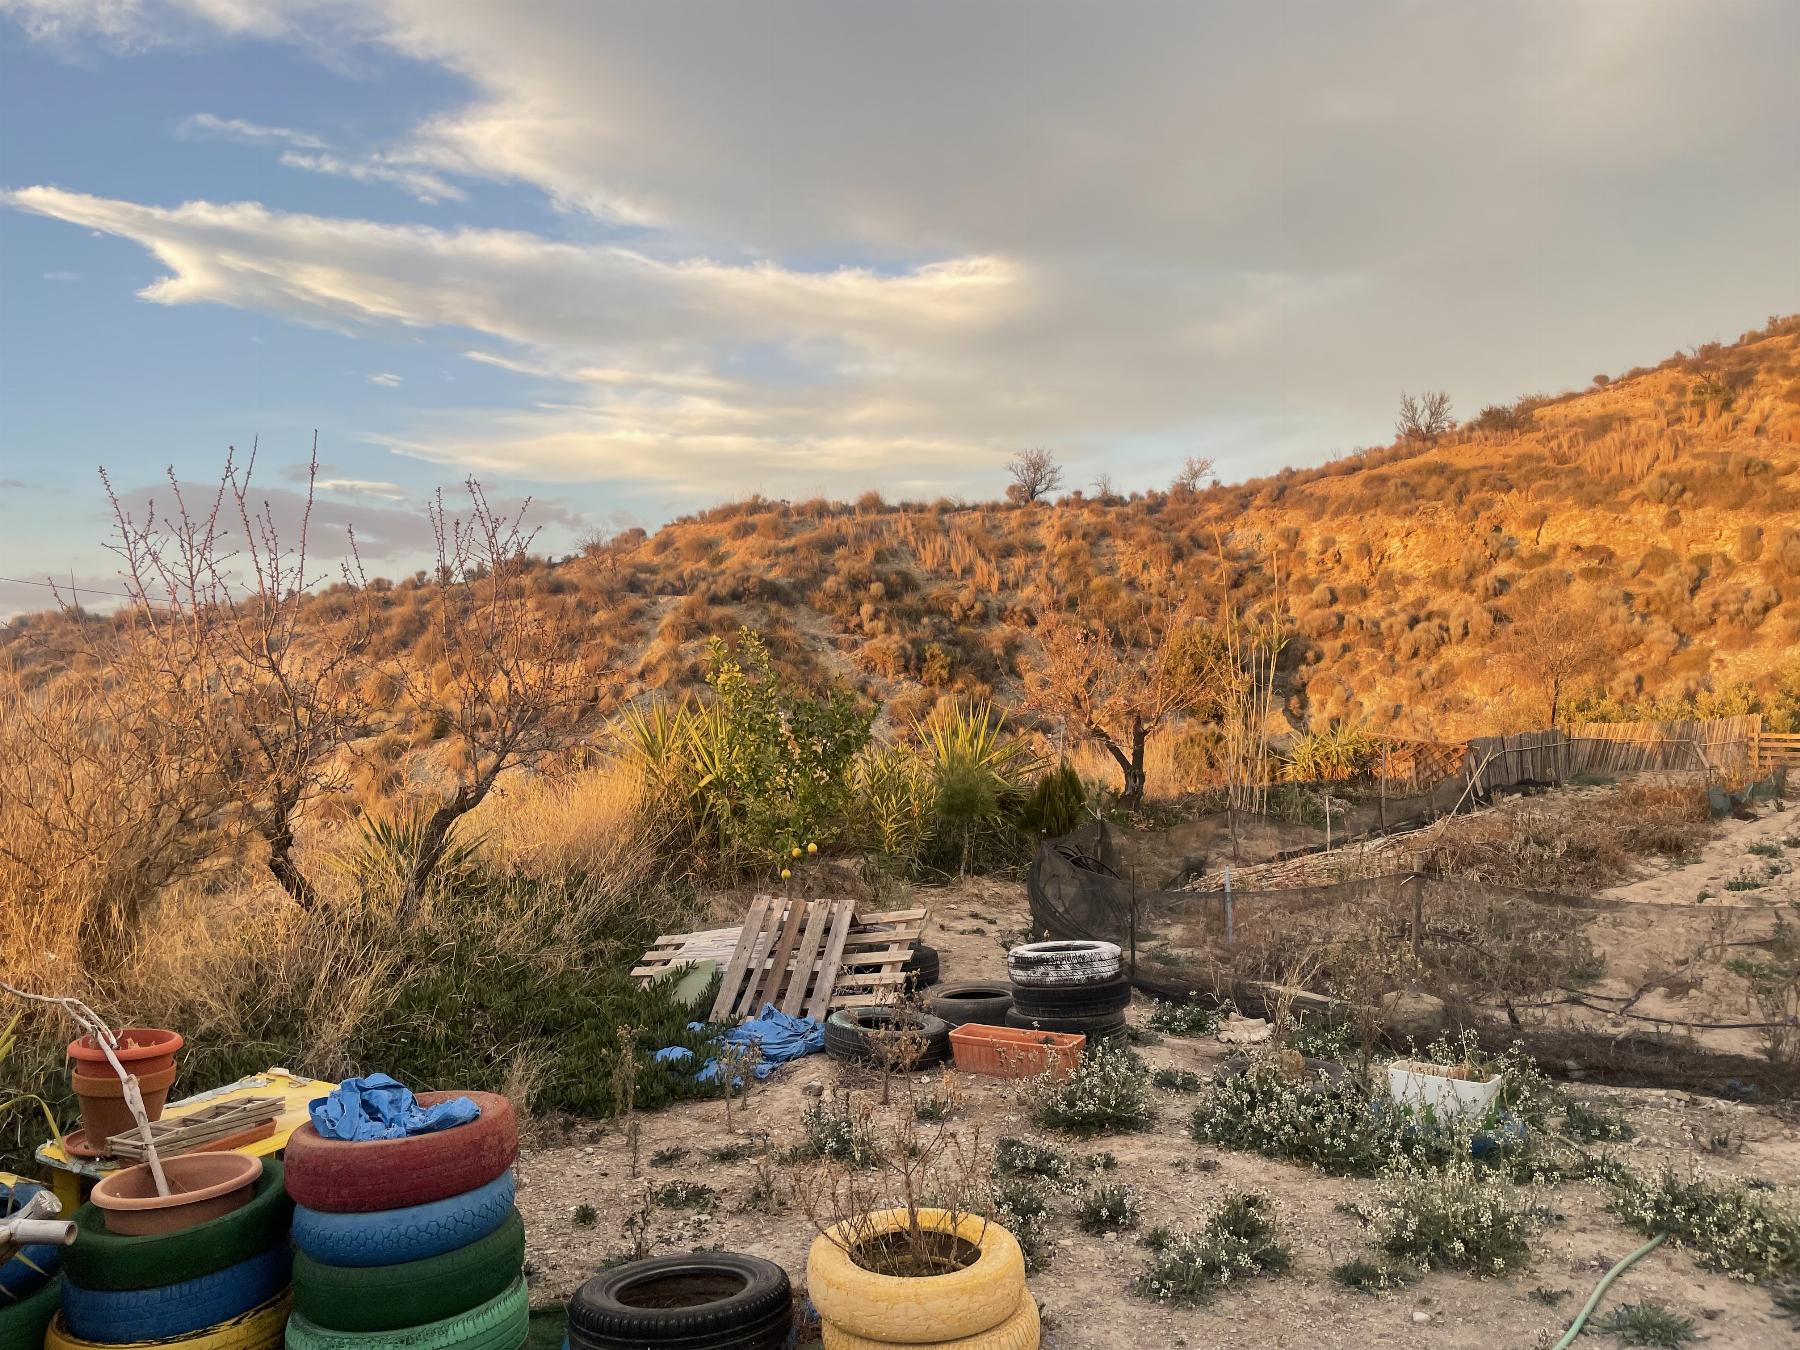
6;316;1800;777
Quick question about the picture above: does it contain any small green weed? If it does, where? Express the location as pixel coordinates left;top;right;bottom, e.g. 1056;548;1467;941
995;1136;1073;1180
653;1180;717;1210
1609;1167;1800;1280
1285;1013;1359;1062
1749;841;1782;859
1372;1158;1535;1275
1152;1067;1202;1093
793;1101;877;1168
1329;1258;1415;1294
1561;1099;1634;1143
992;1176;1054;1271
572;1202;597;1228
650;1145;689;1167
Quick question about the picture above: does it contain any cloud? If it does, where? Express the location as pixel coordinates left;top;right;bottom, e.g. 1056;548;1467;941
315;477;406;499
366;371;403;387
179;111;326;150
278;150;464;204
6;0;1797;506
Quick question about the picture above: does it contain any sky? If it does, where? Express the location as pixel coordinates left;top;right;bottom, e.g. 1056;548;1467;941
1;0;1796;613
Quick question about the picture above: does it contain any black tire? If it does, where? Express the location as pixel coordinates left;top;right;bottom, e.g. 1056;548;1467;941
926;982;1013;1027
1007;940;1122;988
1005;1007;1129;1043
1010;972;1131;1019
568;1253;791;1350
902;943;940;993
823;1008;951;1068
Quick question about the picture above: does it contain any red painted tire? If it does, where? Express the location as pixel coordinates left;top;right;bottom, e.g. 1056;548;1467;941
282;1092;517;1213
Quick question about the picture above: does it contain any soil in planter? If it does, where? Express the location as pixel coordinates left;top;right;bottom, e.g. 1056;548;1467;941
851;1230;982;1278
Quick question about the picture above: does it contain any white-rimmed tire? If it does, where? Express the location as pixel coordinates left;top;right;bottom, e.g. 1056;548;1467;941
1006;940;1121;988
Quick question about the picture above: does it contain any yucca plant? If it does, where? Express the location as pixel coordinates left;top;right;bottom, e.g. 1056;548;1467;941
1284;723;1378;782
336;808;486;905
918;701;1038;874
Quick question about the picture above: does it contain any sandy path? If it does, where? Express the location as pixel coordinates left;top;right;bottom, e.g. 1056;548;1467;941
1600;799;1799;908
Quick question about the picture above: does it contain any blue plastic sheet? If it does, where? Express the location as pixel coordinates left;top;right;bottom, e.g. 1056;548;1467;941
309;1073;481;1142
654;1003;824;1086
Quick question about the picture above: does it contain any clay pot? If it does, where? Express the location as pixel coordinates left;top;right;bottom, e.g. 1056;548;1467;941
70;1063;176;1148
67;1028;183;1077
91;1153;262;1236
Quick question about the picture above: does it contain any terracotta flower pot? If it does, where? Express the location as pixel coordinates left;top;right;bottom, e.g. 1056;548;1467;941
92;1153;262;1236
67;1027;183;1076
69;1063;176;1147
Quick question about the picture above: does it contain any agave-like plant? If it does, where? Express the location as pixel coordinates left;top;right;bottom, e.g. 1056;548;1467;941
1284;723;1377;783
335;808;486;903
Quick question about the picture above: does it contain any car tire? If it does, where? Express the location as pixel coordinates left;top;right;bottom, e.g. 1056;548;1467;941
1009;972;1131;1019
820;1290;1039;1350
292;1209;525;1332
61;1247;289;1343
284;1278;527;1350
1004;1007;1129;1043
1006;940;1121;988
926;982;1013;1027
283;1092;517;1213
901;943;940;994
291;1172;515;1269
807;1209;1024;1344
48;1292;289;1350
823;1009;951;1068
567;1253;791;1350
65;1160;293;1292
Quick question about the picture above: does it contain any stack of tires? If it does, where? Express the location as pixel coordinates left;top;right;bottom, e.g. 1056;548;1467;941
282;1091;527;1350
924;982;1012;1028
1005;940;1131;1044
568;1253;792;1350
50;1162;293;1350
1;1179;64;1350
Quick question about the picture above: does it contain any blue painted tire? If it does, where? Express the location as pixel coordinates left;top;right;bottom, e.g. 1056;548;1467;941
1;1180;62;1303
62;1245;290;1342
291;1173;515;1269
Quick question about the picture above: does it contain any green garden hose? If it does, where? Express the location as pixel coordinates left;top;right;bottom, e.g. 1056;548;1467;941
1550;1232;1668;1350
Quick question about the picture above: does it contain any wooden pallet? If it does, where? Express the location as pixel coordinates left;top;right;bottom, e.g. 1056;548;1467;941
638;900;926;1022
108;1096;282;1160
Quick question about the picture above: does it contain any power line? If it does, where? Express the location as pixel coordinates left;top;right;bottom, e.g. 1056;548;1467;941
0;575;135;600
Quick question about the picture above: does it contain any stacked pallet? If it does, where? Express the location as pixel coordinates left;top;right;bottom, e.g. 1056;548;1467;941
633;899;928;1021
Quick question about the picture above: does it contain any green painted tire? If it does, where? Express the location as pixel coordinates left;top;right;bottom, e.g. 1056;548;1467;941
63;1160;293;1293
284;1277;527;1350
0;1275;61;1350
292;1210;524;1332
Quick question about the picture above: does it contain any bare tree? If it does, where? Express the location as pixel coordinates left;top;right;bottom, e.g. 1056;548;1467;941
1005;447;1064;504
1090;472;1117;500
94;445;372;910
1171;455;1216;494
1026;607;1229;808
1496;579;1618;727
387;481;596;916
1395;391;1455;443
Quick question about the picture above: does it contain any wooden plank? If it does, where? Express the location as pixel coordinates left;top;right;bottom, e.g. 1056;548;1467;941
752;898;809;1010
805;898;857;1021
780;900;836;1017
710;896;773;1021
730;905;785;1019
851;908;928;926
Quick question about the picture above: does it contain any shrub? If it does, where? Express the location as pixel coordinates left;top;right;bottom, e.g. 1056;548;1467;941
1560;1099;1634;1143
1372;1159;1534;1275
1133;1190;1291;1305
1190;1059;1416;1177
1019;759;1086;838
1030;1042;1156;1137
1075;1183;1142;1234
653;1180;717;1209
1609;1168;1800;1281
1284;1012;1359;1062
1152;1067;1202;1093
1594;1303;1702;1349
994;1136;1072;1181
793;1101;878;1168
1146;1000;1221;1038
991;1176;1054;1271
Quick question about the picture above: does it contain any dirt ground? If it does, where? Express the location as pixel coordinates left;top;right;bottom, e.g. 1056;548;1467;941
515;876;1800;1348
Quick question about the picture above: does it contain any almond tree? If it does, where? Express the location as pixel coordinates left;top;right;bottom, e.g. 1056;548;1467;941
1027;607;1229;808
1006;447;1064;503
386;480;596;916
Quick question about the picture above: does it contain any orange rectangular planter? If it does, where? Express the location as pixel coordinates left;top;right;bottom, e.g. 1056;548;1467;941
949;1023;1085;1079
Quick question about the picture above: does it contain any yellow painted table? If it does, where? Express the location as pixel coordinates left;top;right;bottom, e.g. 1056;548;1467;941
34;1067;338;1211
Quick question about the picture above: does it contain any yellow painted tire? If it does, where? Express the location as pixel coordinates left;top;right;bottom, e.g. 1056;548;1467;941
807;1210;1025;1344
820;1291;1039;1349
48;1291;290;1350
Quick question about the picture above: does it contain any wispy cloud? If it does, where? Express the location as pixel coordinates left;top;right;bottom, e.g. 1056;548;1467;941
316;477;408;501
366;371;403;387
179;112;326;151
280;151;465;204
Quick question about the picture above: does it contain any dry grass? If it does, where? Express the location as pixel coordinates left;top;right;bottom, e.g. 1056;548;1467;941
462;757;656;883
